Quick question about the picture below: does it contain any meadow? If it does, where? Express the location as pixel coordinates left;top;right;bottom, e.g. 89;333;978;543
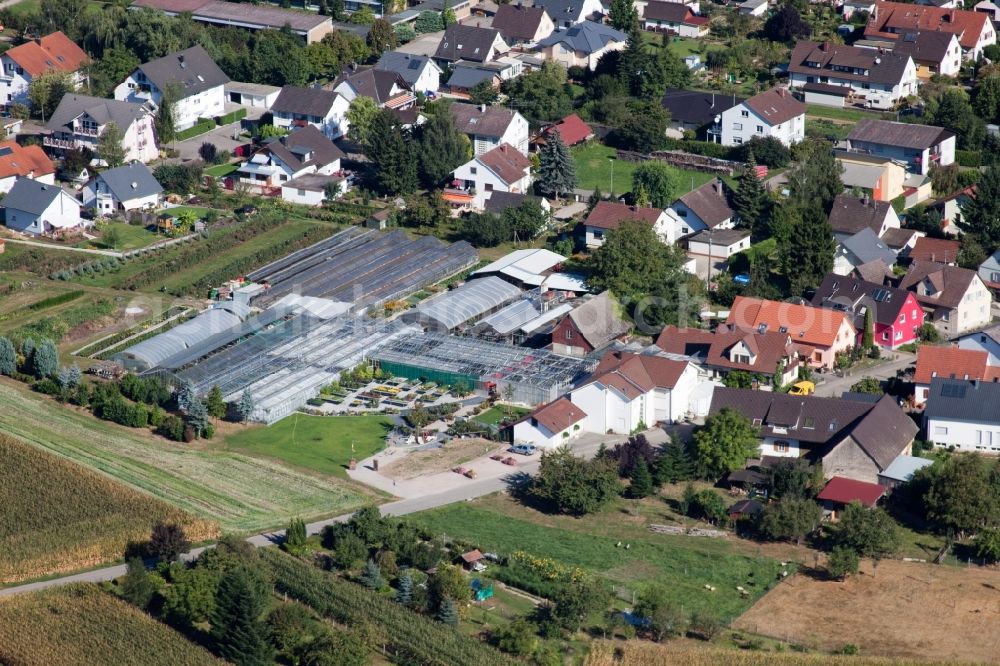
0;380;374;532
571;143;717;196
224;413;393;478
0;433;216;583
409;494;785;622
0;585;224;666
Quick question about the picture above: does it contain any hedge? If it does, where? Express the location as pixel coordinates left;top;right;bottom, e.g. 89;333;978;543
215;108;247;126
175;119;216;142
956;150;982;168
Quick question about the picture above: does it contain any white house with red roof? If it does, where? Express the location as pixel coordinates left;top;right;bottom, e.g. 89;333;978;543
865;1;996;60
719;88;806;147
568;350;705;433
0;32;88;109
641;1;710;37
0;140;55;194
582;200;671;248
912;344;1000;406
450;143;533;210
512;397;588;447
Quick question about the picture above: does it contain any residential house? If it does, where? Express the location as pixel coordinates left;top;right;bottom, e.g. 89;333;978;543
450;103;530;155
450;143;533;210
482;191;553;218
539;113;593;147
835;149;907;202
686;228;751;279
912;344;997;405
726;296;857;369
710;388;917;483
817;476;887;520
834;228;898;276
843;0;877;19
888;30;963;78
979;251;1000;293
641;2;710;36
114;45;229;130
45;94;158;165
534;0;605;27
718;88;805;147
656;324;801;386
375;52;443;95
924;378;1000;452
664;178;736;242
491;4;556;46
930;184;974;235
881;227;922;256
0;140;55;194
235;125;346;197
537;22;628;71
0;32;88;108
551;291;632;356
975;0;1000;22
582;200;671;248
810;273;925;350
660;88;743;140
270;86;349;139
827;193;901;243
332;69;416;111
851;259;897;285
738;0;769;16
956;323;1000;364
569;350;703;432
865;1;996;60
846;119;955;175
281;172;347;206
512;397;588;447
908;236;960;264
446;61;510;96
897;261;992;335
877;454;934;488
434;25;509;64
82;162;163;214
786;41;918;110
2;179;82;236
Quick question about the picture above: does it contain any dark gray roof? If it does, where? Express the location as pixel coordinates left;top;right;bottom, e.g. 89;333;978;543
272;85;341;117
450;102;519;138
811;272;911;327
661;88;743;126
898;260;977;310
447;64;500;89
334;68;411;105
260;125;345;172
828;193;894;236
848;119;954;150
534;0;600;23
891;30;957;63
846;394;918;469
676;178;735;228
3;179;68;215
492;4;550;40
687;227;749;247
840;228;897;266
137;45;229;100
96;163;163;202
435;24;503;63
789;40;912;86
375;52;440;88
484;191;542;214
537;21;627;55
924;377;1000;423
47;94;150;134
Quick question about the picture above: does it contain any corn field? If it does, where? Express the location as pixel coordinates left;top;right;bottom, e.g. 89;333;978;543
584;642;969;666
0;434;217;583
0;585;224;665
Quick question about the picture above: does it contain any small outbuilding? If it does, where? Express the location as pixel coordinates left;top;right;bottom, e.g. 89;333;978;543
817;476;886;520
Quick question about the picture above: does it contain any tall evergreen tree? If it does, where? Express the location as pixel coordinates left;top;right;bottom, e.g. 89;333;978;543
0;336;16;376
396;570;413;605
608;0;639;32
437;596;459;626
732;153;768;238
238;389;255;422
365;109;418;195
862;307;874;351
176;378;196;413
206;385;226;419
31;339;58;378
780;205;836;297
654;442;694;485
787;139;843;213
537;131;577;199
360;558;383;589
284;518;307;553
186;398;210;438
212;568;274;666
958;164;1000;250
417;102;470;187
628;457;654;498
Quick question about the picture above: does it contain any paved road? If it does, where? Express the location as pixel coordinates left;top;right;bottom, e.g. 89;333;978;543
813;350;915;398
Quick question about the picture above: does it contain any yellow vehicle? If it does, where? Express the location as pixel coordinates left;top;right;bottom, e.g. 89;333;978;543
788;381;815;396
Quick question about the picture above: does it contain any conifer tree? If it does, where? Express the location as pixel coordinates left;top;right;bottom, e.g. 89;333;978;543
186;398;210;438
0;336;16;376
365;109;418;196
537;131;577;199
284;518;307;553
629;457;654;498
781;205;836;297
176;378;196;413
862;307;874;351
417;102;470;187
238;389;255;423
654;441;694;485
207;385;226;419
396;571;413;605
360;558;384;589
437;596;459;626
212;568;274;666
732;152;768;238
31;339;58;378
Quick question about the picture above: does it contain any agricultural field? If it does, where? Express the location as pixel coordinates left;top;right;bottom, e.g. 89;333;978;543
2;293;119;344
0;242;86;277
409;493;785;622
0;433;216;583
0;585;223;666
224;413;393;478
0;380;375;532
734;559;1000;663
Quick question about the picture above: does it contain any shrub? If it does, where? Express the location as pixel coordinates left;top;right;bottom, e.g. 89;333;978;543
956;150;982;168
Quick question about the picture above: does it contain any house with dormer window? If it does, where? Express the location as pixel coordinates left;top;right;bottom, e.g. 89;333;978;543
787;40;918;110
656;324;801;386
235;125;345;195
434;25;509;65
0;32;88;109
810;273;924;350
897;261;992;335
45;94;158;164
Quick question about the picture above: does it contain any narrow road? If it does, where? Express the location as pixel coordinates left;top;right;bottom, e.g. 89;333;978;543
813;351;915;397
2;237;122;258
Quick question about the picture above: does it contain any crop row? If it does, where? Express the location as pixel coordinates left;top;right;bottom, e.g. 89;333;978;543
11;298;117;344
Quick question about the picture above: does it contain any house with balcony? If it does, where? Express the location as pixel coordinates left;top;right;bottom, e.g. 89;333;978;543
271;86;350;140
534;0;605;28
234;125;346;196
897;261;992;335
82;162;163;215
45;94;158;164
0;32;88;109
331;69;416;110
810;273;924;350
656;324;801;386
846;119;955;175
787;40;918;110
450;103;530;155
0;140;55;194
449;143;532;210
114;45;229;130
641;1;710;37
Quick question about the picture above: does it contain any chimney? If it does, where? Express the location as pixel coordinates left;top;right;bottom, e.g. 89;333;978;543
821;41;830;51
711;92;715;108
861;192;869;205
480;103;486;113
714;180;722;196
777;87;786;97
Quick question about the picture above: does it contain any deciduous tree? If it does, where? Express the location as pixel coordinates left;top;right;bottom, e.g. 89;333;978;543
608;0;639;32
530;446;621;515
826;545;859;580
693;407;759;477
367;18;398;54
763;4;811;42
849;376;882;395
28;70;75;123
149;521;189;562
958;164;1000;250
759;498;822;544
120;557;156;609
97;121;126;167
835;503;901;563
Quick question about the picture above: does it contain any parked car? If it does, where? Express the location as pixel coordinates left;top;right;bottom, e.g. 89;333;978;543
788;380;815;396
510;444;537;456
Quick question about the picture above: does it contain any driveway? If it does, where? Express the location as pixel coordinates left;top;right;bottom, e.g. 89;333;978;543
812;350;916;397
172;104;265;161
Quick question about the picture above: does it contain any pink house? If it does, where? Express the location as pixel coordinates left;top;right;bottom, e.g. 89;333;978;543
811;274;924;350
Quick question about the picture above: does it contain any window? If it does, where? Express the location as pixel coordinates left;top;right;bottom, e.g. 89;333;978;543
882;331;889;340
297;188;306;196
734;137;743;144
565;329;573;340
741;110;749;117
733;123;743;130
470;167;477;175
756;125;764;133
734;354;750;364
485;183;493;192
803;417;815;429
900;313;905;323
773;441;789;453
895;330;903;340
933;425;948;436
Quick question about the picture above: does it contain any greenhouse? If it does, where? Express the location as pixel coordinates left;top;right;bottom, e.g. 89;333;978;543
374;332;596;405
402;276;523;332
472;299;540;342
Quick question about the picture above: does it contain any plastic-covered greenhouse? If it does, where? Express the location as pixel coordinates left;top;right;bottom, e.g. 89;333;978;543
402;276;523;332
374;332;596;405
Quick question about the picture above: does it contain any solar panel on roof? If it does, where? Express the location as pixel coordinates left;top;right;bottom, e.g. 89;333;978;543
873;288;890;302
0;147;13;157
941;383;967;398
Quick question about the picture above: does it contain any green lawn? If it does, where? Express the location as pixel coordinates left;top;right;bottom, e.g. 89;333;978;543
4;0;39;20
225;413;393;478
410;497;785;622
805;103;886;123
474;406;530;427
572;143;716;197
161;205;215;219
79;223;160;251
204;163;239;178
665;37;727;59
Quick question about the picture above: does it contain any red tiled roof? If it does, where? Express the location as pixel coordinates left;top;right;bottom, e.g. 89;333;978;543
5;32;88;79
909;236;960;263
656;324;798;376
914;345;991;384
461;549;484;563
817;476;886;507
726;296;853;349
585;350;690;398
866;1;991;50
584;201;663;230
0;140;55;179
546;113;592;146
528;397;587;433
477;143;531;185
742;88;806;127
